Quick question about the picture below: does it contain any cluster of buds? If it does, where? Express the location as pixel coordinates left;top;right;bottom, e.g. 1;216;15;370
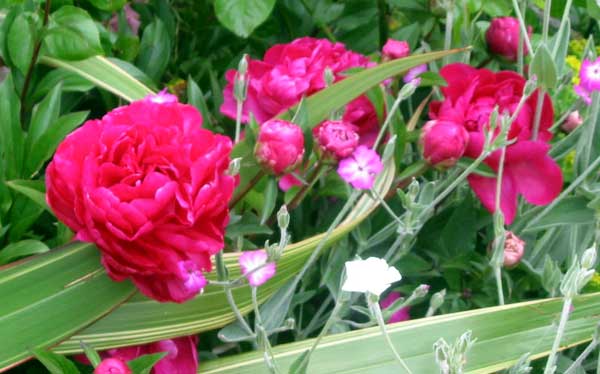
560;247;597;298
434;330;476;374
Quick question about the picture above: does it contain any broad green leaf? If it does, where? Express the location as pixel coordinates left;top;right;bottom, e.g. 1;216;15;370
0;242;136;370
41;55;153;102
7;12;35;75
0;239;49;265
0;74;24;180
32;349;79;374
87;0;126;12
5;180;50;213
259;178;278;225
44;6;102;60
523;196;595;232
187;76;211;124
127;352;167;374
198;293;600;373
214;0;276;38
136;19;171;81
529;45;558;90
33;69;95;101
27;83;62;146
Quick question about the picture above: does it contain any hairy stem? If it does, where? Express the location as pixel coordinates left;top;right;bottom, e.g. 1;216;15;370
544;297;573;374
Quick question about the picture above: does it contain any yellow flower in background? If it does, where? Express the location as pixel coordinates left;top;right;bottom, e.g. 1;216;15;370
569;39;586;56
566;55;581;85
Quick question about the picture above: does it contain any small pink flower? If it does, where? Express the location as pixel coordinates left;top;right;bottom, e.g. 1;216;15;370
314;120;359;160
403;64;428;83
380;291;411;323
486;17;532;61
503;231;525;267
255;119;305;175
562;110;583;133
145;89;178;104
239;250;276;287
109;4;141;35
382;39;410;60
337;146;384;190
177;261;207;296
94;358;131;374
575;58;600;105
420;120;469;167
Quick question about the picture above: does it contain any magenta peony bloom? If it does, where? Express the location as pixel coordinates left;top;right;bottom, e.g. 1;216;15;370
220;37;378;138
109;4;141;35
485;17;532;61
342;95;380;146
382;39;410;60
380;291;411;323
94;358;131;374
78;336;198;374
46;93;236;303
337;146;384;190
575;58;600;105
420;119;469;167
314;120;359;160
429;63;562;224
503;231;525;267
255;119;305;175
239;250;276;287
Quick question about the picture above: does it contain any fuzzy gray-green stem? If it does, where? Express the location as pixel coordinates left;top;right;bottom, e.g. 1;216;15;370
543;297;573;374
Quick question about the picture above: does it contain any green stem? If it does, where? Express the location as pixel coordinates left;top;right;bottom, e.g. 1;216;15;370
564;337;598;374
252;287;281;374
492;144;507;305
552;0;573;58
371;189;402;224
517;0;526;75
287;162;327;211
511;0;534;54
299;295;333;339
225;287;255;337
494;267;505;305
532;89;545;140
542;0;552;44
235;99;243;144
373;92;405;150
544;297;573;374
229;170;266;209
443;0;455;65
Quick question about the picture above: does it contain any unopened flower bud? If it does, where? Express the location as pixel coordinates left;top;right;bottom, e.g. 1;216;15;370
420;120;469;168
382;39;410;60
228;157;242;176
413;284;431;298
324;67;335;87
581;247;597;269
94;358;131;374
238;54;248;76
503;231;525;267
398;79;420;100
562;111;584;133
314;120;359;160
486;17;532;61
277;205;290;230
430;288;446;310
255;119;305;175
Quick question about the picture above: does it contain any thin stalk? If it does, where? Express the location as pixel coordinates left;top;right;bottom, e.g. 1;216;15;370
494;267;505;305
511;0;534;54
517;0;526;75
564;338;598;374
229;170;266;208
224;286;254;337
252;287;281;374
544;297;573;374
300;295;334;339
443;0;455;65
597;347;600;374
371;189;402;224
234;99;243;143
493;145;507;305
532;89;546;140
552;0;573;58
287;162;327;211
370;298;413;374
373;92;405;149
542;0;552;44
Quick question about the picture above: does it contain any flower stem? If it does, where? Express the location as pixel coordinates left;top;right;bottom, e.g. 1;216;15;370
235;99;243;144
544;297;573;374
443;0;455;65
564;337;598;374
532;89;545;140
373;91;405;150
229;170;266;209
511;0;533;54
517;0;526;75
252;287;281;374
494;267;505;305
492;144;507;305
287;162;328;211
542;0;552;45
369;297;413;374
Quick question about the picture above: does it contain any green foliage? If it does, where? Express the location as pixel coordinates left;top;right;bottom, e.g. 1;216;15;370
214;0;276;38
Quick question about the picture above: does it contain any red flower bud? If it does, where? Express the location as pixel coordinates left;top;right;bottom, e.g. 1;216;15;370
255;119;305;175
94;358;131;374
420;120;469;167
486;17;532;61
382;39;410;60
504;231;525;267
562;110;583;133
314;120;359;160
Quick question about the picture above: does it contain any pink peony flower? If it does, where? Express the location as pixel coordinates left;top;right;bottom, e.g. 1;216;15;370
337;146;384;190
575;58;600;105
94;358;131;374
314;120;359;160
503;231;525;267
420;119;469;167
239;250;276;287
46;94;236;303
380;291;411;323
278;171;304;191
403;64;428;84
486;17;532;61
255;119;305;175
342;95;380;146
382;39;410;60
109;4;141;35
562;110;583;133
429;63;562;224
220;37;378;138
78;336;198;374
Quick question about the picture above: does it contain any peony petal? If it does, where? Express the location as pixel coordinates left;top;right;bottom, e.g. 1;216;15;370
468;172;518;224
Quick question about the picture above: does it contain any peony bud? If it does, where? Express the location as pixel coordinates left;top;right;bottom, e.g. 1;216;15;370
382;39;410;60
486;17;532;61
255;119;305;175
94;358;131;374
314;120;359;160
420;120;469;167
503;231;525;267
561;110;583;133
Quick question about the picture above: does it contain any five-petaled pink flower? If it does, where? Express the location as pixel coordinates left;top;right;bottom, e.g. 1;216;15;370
239;250;277;287
46;92;236;303
575;58;600;105
337;146;384;190
429;63;562;224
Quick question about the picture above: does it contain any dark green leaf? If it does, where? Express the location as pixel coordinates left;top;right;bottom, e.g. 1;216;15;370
524;196;595;231
260;178;278;225
87;0;126;12
33;69;95;101
80;341;101;368
187;76;211;124
31;349;80;374
27;83;62;147
530;44;557;90
136;19;171;81
0;239;49;265
127;352;167;374
44;6;102;60
5;180;50;213
214;0;276;38
0;74;24;180
7;13;36;75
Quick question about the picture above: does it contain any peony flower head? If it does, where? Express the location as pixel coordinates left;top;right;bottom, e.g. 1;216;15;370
46;96;236;303
342;257;401;296
94;358;131;374
486;17;532;61
254;119;305;175
380;291;411;323
337;146;384;190
314;120;359;160
503;231;525;267
382;39;410;60
239;250;277;287
420;119;469;167
575;58;600;105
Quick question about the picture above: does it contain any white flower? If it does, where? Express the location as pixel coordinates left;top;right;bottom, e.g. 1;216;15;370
342;257;402;296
